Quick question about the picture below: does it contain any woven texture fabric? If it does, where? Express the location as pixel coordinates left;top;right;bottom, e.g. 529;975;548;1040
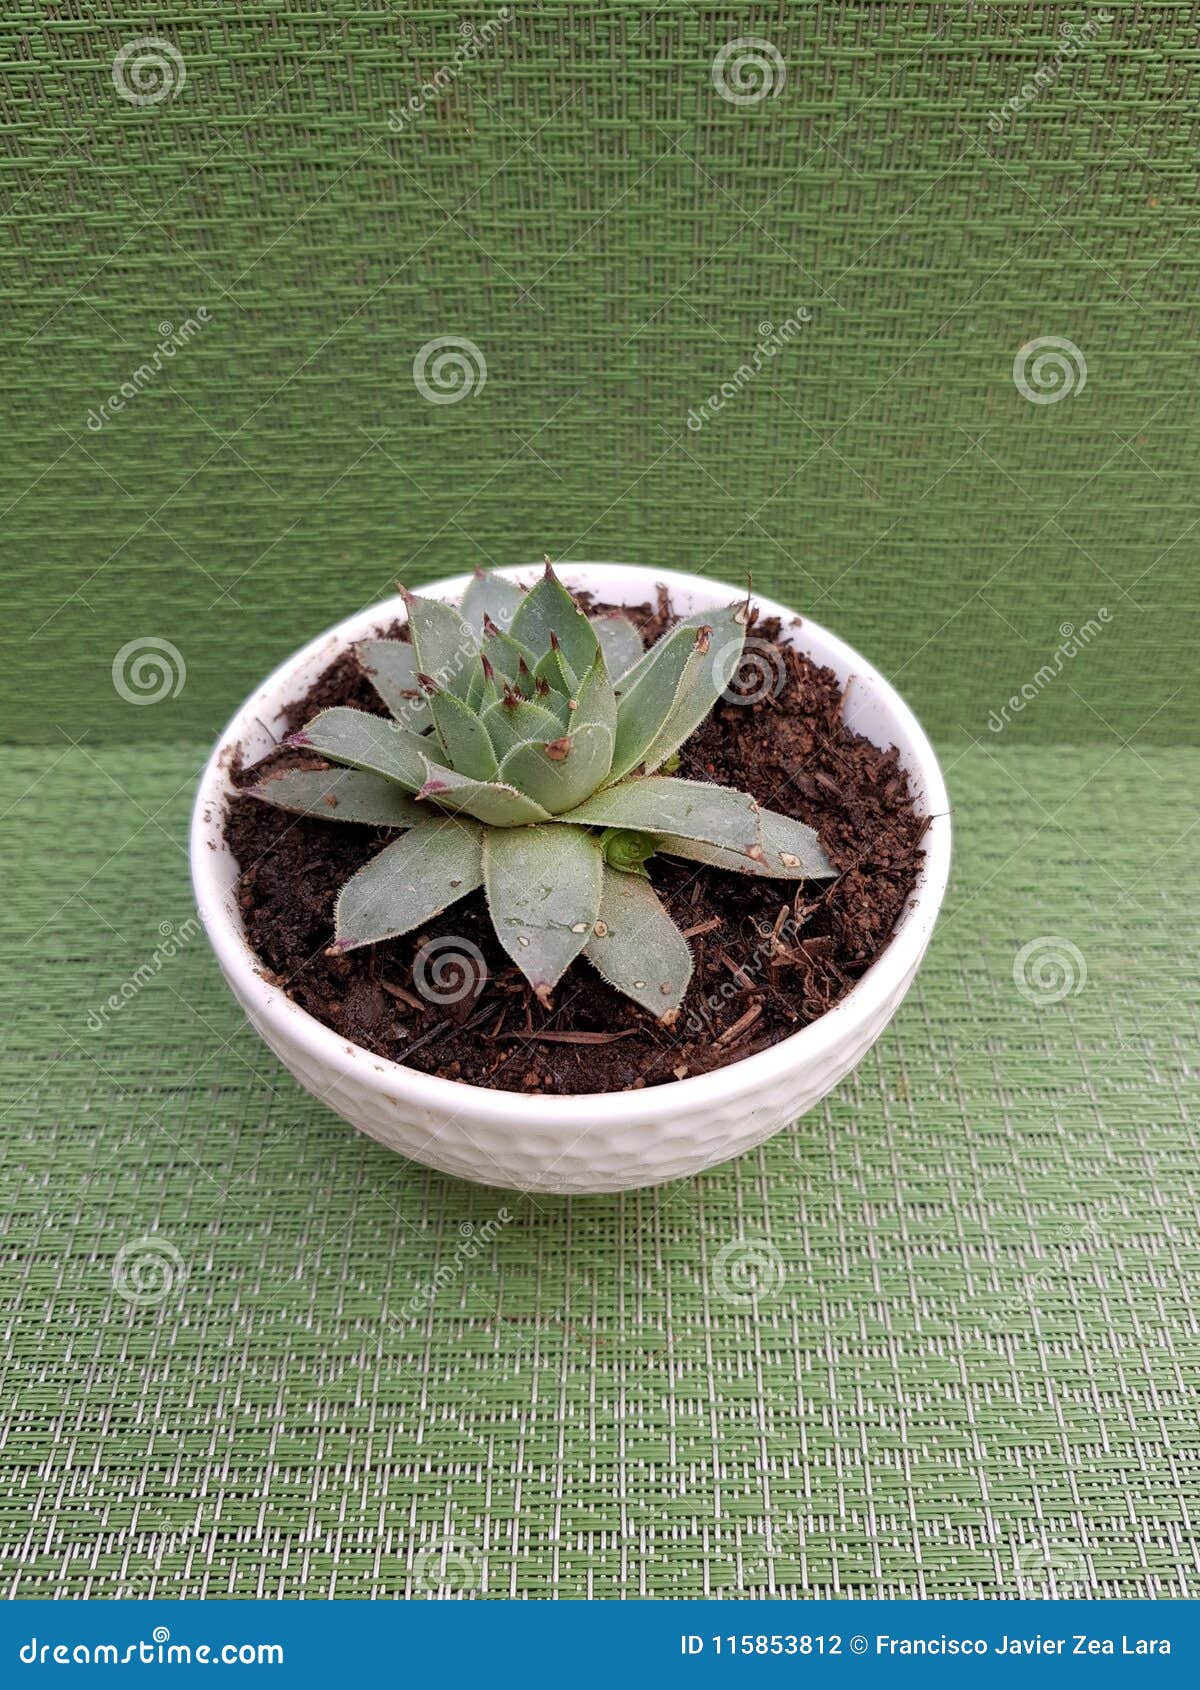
1;743;1196;1598
0;3;1195;744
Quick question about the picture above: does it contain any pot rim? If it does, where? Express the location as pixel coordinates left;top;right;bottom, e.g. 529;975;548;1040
190;563;951;1121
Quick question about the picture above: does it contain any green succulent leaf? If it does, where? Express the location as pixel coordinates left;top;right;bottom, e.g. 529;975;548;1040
658;808;838;879
584;867;692;1019
400;588;477;700
464;658;501;714
290;707;430;791
492;646;618;811
479;696;566;760
590;613;645;681
533;644;577;700
483;824;603;1004
460;567;525;635
497;721;614;814
480;627;536;687
607;599;747;782
355;639;433;733
572;645;619;738
559;776;762;858
428;687;500;781
332;818;484;951
615;605;727;695
509;561;599;678
250;767;428;827
598;827;658;877
418;756;552;826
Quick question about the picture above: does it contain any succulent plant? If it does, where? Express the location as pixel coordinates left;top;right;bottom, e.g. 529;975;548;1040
251;563;836;1020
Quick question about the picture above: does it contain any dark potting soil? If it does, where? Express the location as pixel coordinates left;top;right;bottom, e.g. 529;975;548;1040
224;591;926;1095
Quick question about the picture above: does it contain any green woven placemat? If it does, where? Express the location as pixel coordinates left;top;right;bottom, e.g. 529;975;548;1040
1;741;1196;1598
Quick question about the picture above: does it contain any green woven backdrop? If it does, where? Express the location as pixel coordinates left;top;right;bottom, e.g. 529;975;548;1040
1;3;1197;1598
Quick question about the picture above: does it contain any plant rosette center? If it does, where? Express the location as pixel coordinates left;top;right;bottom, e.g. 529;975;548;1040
249;561;837;1022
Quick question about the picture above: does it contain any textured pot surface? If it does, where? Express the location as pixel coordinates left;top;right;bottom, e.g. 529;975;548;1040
191;565;951;1193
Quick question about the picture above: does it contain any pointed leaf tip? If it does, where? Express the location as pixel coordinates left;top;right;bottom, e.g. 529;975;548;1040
286;732;312;747
544;737;570;761
416;672;438;693
473;564;485;579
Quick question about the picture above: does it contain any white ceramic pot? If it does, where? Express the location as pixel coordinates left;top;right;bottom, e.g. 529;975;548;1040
191;564;950;1194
